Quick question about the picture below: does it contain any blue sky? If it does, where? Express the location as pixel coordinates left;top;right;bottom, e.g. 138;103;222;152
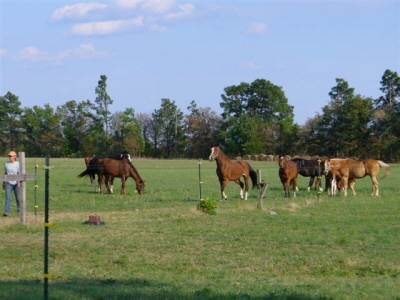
1;0;399;125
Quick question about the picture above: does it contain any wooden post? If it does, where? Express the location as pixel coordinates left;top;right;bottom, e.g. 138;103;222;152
19;152;26;224
257;169;268;210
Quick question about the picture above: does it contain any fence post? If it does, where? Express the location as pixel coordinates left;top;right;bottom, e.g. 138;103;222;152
257;169;268;210
198;159;203;201
19;152;26;224
43;155;52;300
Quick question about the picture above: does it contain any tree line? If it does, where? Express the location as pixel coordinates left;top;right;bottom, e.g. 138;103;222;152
1;70;399;161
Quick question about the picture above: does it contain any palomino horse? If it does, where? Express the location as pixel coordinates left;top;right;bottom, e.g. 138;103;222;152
209;146;257;201
278;156;299;198
324;158;391;196
325;171;357;196
79;156;145;195
292;158;325;192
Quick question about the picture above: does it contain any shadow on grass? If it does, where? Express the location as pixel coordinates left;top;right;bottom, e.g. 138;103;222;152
0;278;333;300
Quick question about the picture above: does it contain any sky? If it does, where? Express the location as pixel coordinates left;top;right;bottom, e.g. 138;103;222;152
1;0;399;125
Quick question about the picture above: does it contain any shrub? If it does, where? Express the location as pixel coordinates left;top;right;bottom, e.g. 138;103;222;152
197;198;218;214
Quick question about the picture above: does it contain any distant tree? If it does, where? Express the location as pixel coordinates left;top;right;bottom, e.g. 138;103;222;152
136;113;154;157
57;100;95;156
151;99;185;158
220;79;295;156
372;69;400;160
21;104;63;157
185;101;222;159
317;78;373;157
94;75;113;154
111;108;144;157
0;92;23;153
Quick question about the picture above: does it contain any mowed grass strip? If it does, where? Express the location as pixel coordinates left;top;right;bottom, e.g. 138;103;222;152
0;158;399;299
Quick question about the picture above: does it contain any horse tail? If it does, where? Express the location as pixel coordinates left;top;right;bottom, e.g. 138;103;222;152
247;163;258;189
377;160;391;179
78;169;90;178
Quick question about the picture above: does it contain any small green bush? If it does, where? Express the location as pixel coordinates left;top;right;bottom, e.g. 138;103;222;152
197;198;218;214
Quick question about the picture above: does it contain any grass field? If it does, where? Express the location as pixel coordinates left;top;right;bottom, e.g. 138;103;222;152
0;157;399;300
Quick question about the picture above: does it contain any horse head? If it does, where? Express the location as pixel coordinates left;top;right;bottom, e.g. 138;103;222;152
278;156;286;168
209;146;220;162
136;180;146;195
324;158;332;174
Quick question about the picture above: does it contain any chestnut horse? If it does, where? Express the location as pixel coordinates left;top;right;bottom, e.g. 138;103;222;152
79;157;145;195
84;155;95;188
209;146;257;201
83;151;132;192
278;156;299;198
324;158;391;196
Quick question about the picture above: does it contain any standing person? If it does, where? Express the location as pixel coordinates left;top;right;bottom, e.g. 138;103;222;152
3;151;21;217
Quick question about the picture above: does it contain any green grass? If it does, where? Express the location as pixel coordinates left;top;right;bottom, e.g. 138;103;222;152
0;158;399;299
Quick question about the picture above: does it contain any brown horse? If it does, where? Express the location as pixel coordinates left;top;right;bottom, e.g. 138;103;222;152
278;156;299;198
209;146;257;201
84;155;95;188
79;158;145;195
324;158;391;196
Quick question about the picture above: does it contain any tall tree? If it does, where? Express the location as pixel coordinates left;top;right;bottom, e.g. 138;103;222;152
0;92;23;153
220;79;295;156
372;69;400;160
21;104;63;157
57;100;95;156
185;101;222;159
94;75;113;154
111;108;144;156
151;99;184;158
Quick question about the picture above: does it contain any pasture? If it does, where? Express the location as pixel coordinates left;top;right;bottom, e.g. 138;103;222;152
0;158;399;300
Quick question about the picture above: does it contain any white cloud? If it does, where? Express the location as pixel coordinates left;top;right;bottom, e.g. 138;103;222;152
114;0;142;9
59;44;108;59
165;3;194;20
246;22;268;34
149;24;168;33
52;2;108;21
70;17;144;36
14;44;107;64
16;46;52;62
141;0;176;14
240;61;262;69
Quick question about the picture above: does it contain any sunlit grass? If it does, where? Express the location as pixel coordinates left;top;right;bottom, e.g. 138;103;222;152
0;158;399;299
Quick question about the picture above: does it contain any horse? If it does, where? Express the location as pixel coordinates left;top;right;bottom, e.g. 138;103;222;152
278;156;299;198
83;151;132;192
292;158;325;192
84;155;95;188
324;158;391;196
79;157;145;195
209;146;257;201
325;171;357;196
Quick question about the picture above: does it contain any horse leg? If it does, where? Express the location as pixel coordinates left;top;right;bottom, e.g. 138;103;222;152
98;175;104;194
120;176;126;195
293;177;297;198
109;176;114;194
284;179;290;198
349;179;356;196
307;177;314;192
234;179;245;200
371;176;379;196
342;177;349;197
220;179;229;201
243;175;250;200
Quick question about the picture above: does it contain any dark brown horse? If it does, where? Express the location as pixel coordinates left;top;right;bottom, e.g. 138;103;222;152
209;146;257;201
292;158;325;192
324;158;390;196
79;158;145;195
278;156;299;198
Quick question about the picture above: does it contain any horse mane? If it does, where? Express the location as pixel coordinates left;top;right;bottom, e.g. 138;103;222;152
125;159;143;182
